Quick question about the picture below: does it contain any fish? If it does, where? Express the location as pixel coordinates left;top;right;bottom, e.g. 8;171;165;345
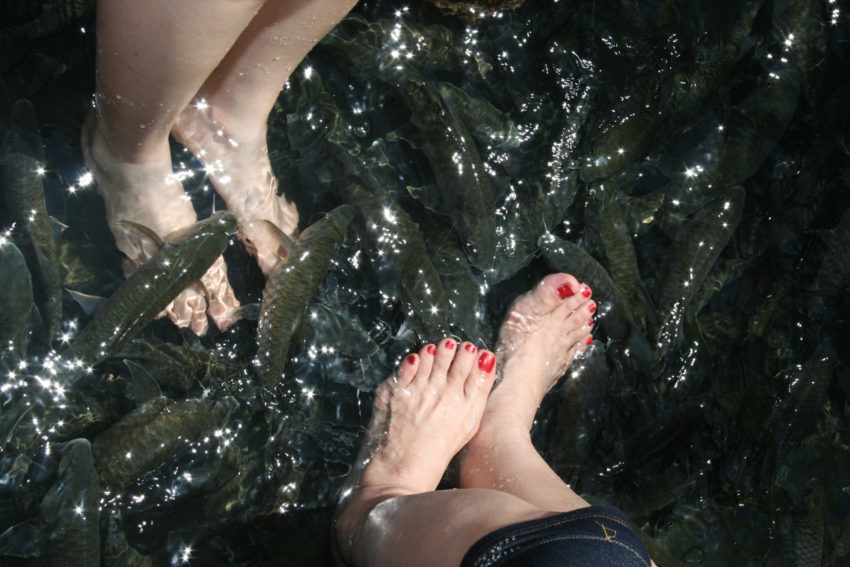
38;438;100;567
437;82;522;151
670;0;763;114
67;212;236;371
396;75;497;268
580;96;660;183
719;69;802;187
424;220;488;342
779;480;824;567
2;99;62;340
583;186;655;335
339;177;451;341
654;187;744;354
92;396;239;491
256;205;354;389
0;240;34;364
101;508;154;567
2;0;95;38
322;25;497;268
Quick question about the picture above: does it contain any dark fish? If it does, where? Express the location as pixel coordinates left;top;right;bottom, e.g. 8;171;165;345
39;438;100;567
719;69;801;187
2;0;95;38
339;178;450;341
580;95;660;183
654;187;744;353
437;82;522;151
92;396;238;491
397;76;497;268
779;481;824;567
0;241;34;363
423;0;525;20
811;207;850;319
425;220;487;341
771;344;834;464
547;344;612;484
670;0;763;113
256;205;354;389
2;99;62;339
102;508;154;567
67;212;236;371
584;187;655;335
323;26;497;267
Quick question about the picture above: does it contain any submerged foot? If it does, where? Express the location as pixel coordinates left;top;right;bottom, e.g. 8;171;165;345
335;339;497;566
81;113;240;335
481;272;595;434
172;102;299;275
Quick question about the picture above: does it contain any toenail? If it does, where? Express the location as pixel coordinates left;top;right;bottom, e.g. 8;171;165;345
581;285;592;298
478;352;495;372
426;344;436;354
557;284;574;299
588;302;597;313
464;343;477;353
586;336;593;345
588;319;594;327
406;354;417;365
445;339;455;350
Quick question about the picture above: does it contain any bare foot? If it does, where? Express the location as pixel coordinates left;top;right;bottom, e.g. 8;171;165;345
172;101;299;275
335;338;497;565
81;113;241;335
458;273;595;503
488;272;596;432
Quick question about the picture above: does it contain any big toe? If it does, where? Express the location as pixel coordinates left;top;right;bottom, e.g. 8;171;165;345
513;273;584;318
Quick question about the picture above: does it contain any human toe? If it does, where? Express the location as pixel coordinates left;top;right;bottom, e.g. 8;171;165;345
447;342;478;384
464;350;496;399
430;338;458;378
395;351;420;388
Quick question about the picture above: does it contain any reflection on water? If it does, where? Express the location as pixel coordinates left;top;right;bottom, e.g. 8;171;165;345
1;0;849;564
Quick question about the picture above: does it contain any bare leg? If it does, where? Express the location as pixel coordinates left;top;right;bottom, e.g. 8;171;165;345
336;339;557;567
172;0;358;274
83;0;265;333
460;273;597;511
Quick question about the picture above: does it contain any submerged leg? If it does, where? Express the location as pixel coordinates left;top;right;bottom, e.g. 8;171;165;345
460;272;597;511
83;0;264;333
172;0;357;274
335;339;553;567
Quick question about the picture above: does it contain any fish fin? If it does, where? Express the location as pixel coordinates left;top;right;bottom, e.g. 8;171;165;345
233;302;261;321
0;517;42;558
114;220;165;264
66;288;107;316
406;184;443;213
244;219;296;265
123;359;163;403
386;123;422;149
49;215;69;233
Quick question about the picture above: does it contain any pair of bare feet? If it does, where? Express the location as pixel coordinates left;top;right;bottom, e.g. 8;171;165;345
336;273;597;567
81;102;298;335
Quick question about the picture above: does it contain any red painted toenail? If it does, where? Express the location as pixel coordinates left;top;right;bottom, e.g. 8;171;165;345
588;302;597;313
406;354;417;365
581;286;592;298
426;344;436;354
478;352;495;372
464;343;477;353
586;336;593;345
588;319;594;327
557;284;575;299
445;339;455;350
